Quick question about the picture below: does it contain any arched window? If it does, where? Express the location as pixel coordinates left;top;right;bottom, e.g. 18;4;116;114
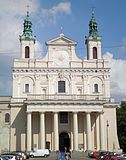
25;84;29;93
5;113;10;123
25;46;30;58
58;81;65;93
93;47;97;59
94;84;98;93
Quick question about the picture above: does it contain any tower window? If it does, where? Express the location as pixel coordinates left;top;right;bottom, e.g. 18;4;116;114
60;112;68;123
25;46;30;58
93;47;97;59
5;113;10;123
25;84;29;93
94;84;98;93
58;81;65;93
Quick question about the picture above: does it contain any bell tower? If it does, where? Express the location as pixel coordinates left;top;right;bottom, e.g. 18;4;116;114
85;11;102;60
19;9;36;59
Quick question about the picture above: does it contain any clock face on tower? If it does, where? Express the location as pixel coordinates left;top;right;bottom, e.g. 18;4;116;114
53;50;69;66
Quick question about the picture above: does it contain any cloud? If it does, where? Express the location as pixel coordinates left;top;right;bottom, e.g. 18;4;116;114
0;0;71;55
121;37;126;53
0;0;40;95
0;0;72;95
0;0;38;17
47;2;71;15
103;52;126;101
33;1;71;26
0;0;39;52
35;41;43;58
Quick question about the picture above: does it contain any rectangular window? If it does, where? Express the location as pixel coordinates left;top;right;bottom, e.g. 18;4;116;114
25;84;29;93
94;84;98;93
60;112;68;123
58;81;65;93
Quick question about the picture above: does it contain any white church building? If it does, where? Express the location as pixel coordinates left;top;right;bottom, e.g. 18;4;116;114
8;11;120;152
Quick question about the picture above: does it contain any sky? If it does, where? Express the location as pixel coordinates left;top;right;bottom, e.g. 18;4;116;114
0;0;126;102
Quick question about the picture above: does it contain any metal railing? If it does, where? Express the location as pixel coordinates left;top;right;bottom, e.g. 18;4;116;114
11;94;113;103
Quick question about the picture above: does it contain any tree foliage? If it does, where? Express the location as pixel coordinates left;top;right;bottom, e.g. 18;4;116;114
117;101;126;151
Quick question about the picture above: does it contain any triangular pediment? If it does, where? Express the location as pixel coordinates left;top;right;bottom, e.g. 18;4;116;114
46;34;77;46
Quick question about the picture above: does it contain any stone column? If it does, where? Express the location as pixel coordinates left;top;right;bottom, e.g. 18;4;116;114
27;112;32;151
73;112;78;150
86;112;92;150
96;113;100;150
100;111;105;150
83;114;87;151
70;113;73;151
18;82;20;97
40;112;45;149
54;112;59;151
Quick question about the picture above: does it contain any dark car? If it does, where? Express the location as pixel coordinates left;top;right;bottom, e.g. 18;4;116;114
96;151;109;160
11;151;29;160
111;153;126;160
103;152;117;160
88;150;94;157
0;156;8;160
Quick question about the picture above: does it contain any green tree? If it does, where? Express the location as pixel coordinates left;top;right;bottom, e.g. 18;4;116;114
117;101;126;152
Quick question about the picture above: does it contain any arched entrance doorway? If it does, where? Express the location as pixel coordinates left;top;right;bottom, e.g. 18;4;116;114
59;132;70;152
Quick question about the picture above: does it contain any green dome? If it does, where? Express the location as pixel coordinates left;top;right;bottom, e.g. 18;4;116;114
86;12;101;42
19;12;36;41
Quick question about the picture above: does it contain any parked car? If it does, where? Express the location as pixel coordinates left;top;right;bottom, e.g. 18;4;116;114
103;152;117;160
0;156;7;160
88;150;94;157
88;150;100;158
96;151;109;160
91;151;100;158
1;154;17;160
11;151;27;160
29;149;50;157
111;153;126;160
24;152;30;159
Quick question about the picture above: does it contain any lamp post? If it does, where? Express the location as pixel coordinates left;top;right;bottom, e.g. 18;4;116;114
106;120;109;151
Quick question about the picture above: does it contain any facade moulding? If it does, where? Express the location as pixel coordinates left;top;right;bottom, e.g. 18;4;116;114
26;103;103;112
12;68;110;73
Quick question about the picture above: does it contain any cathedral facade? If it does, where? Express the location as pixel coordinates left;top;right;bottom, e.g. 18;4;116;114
9;12;120;152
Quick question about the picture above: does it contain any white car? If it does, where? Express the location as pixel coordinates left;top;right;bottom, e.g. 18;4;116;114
30;149;50;157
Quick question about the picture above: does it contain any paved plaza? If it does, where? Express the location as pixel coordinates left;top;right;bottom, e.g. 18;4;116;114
30;151;91;160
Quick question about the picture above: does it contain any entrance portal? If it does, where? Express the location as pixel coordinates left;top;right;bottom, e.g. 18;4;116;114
59;132;70;152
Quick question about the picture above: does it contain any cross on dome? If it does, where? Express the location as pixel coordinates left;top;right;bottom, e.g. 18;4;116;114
26;5;30;17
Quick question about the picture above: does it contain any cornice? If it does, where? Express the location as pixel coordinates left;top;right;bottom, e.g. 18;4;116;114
10;102;24;107
103;103;119;108
26;102;103;112
12;68;110;74
25;99;106;105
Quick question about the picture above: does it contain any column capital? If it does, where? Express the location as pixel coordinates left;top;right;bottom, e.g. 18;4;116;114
27;111;32;114
39;111;45;114
85;111;91;114
53;111;59;113
99;110;104;114
73;111;78;114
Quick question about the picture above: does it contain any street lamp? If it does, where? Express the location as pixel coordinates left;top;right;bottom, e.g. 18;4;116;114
106;120;109;151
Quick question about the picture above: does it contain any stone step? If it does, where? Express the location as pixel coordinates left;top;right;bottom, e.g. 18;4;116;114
49;151;86;160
